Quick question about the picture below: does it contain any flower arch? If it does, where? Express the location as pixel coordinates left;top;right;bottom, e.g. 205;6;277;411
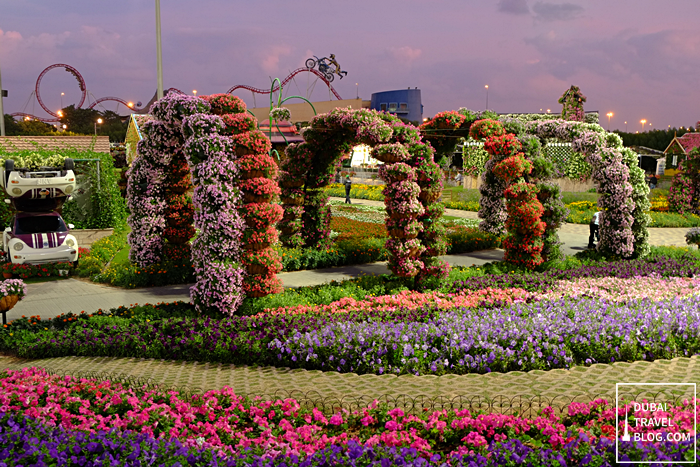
421;109;650;265
128;92;283;316
281;108;449;284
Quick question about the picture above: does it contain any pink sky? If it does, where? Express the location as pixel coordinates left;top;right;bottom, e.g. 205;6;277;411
1;0;699;130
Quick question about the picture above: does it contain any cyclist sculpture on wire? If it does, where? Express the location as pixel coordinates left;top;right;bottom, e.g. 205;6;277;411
305;54;348;82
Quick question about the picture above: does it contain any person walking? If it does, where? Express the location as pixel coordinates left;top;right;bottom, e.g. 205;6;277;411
588;211;601;249
344;174;352;204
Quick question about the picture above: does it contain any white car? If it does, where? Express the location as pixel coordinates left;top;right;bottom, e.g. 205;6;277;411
1;159;76;200
3;211;79;266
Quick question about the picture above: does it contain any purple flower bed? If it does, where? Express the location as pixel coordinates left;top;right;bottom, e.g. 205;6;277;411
7;295;700;376
0;411;225;466
269;295;700;375
1;411;696;466
452;256;700;293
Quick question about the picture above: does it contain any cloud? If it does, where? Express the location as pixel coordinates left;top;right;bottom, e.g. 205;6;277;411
524;28;700;83
532;2;584;22
260;45;293;74
497;0;530;15
388;46;422;64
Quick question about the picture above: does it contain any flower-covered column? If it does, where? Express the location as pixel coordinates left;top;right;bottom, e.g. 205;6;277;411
206;94;283;298
182;98;246;315
278;143;310;248
128;94;207;267
475;121;547;268
375;144;425;277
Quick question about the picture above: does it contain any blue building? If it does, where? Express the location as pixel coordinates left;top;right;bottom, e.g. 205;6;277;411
370;88;423;124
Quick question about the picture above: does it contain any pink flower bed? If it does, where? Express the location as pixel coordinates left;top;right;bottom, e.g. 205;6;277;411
1;368;697;460
260;288;532;317
535;275;700;302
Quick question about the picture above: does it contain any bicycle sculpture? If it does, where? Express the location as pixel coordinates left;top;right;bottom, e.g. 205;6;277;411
305;54;348;82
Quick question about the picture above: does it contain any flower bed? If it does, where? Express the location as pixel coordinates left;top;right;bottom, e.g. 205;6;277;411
5;284;700;375
0;368;697;464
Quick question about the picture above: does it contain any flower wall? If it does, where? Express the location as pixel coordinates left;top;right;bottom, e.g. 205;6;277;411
669;147;700;215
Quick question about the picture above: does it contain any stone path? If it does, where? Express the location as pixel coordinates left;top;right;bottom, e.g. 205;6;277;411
1;354;696;411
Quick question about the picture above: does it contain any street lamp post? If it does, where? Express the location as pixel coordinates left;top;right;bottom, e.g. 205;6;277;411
193;90;197;96
484;85;489;110
61;92;64;109
95;118;103;135
641;119;647;132
0;58;5;137
155;0;164;100
356;83;359;99
624;121;627;132
606;112;613;131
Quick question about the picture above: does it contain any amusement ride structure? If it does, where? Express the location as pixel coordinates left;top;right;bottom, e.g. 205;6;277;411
11;64;146;123
11;59;345;123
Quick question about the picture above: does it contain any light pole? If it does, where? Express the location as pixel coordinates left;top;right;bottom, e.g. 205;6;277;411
484;85;489;110
193;90;197;96
356;83;359;99
95;118;103;135
641;119;647;132
0;58;5;137
606;112;613;131
61;92;64;109
624;121;627;132
155;0;164;100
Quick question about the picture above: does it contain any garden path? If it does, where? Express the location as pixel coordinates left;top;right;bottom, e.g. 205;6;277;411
0;354;696;408
332;197;691;248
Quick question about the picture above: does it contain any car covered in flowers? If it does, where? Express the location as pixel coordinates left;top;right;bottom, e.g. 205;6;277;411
1;158;79;266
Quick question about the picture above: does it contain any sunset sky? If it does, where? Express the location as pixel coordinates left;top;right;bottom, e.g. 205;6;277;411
1;0;699;130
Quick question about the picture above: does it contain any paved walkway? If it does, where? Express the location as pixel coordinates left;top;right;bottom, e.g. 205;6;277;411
1;354;695;406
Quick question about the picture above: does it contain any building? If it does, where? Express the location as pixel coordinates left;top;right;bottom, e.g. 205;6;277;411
370;88;423;124
0;136;110;154
664;132;700;175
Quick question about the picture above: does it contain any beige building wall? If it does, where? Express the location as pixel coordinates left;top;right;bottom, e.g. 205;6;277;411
248;99;371;123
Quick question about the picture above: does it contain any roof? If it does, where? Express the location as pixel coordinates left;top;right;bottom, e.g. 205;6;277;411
258;120;304;144
125;114;154;164
0;136;111;154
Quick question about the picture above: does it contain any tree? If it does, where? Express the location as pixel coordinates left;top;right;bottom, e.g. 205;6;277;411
58;105;128;142
3;114;21;135
58;105;101;135
2;115;57;136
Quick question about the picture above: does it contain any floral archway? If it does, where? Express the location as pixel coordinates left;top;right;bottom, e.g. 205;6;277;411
421;109;650;266
280;108;449;284
127;93;283;316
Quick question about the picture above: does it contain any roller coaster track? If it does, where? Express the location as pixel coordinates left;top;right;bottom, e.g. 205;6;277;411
227;67;342;100
87;96;134;111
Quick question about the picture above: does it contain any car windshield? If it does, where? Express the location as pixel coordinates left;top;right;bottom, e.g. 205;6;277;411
15;216;67;234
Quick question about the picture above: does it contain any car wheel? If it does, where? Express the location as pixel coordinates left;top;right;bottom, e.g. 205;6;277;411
64;158;75;171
